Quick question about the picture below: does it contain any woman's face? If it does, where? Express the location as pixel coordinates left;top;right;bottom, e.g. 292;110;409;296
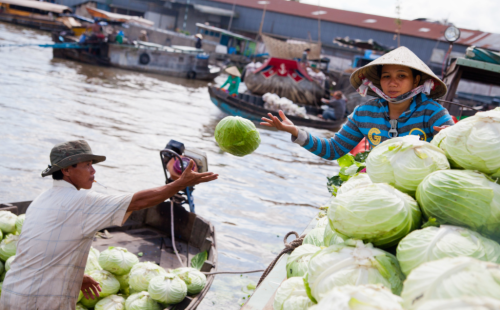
379;65;421;98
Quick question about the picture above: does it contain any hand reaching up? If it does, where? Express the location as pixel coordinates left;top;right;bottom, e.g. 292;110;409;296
260;110;299;137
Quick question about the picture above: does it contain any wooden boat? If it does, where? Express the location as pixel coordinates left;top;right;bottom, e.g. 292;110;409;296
208;86;346;131
244;57;325;105
0;199;217;310
52;33;111;66
0;0;79;32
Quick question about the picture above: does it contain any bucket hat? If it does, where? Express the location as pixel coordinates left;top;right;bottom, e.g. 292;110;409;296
225;66;241;77
350;46;447;99
41;140;106;177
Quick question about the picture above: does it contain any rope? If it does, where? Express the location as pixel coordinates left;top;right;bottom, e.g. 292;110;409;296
257;231;305;286
203;269;264;275
171;200;184;267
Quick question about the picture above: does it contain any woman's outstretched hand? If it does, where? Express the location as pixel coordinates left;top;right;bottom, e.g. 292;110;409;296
260;110;299;137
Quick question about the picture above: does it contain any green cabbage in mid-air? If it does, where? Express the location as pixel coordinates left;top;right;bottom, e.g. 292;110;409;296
171;267;207;295
416;170;500;240
148;273;187;304
125;292;161;310
129;262;168;292
397;225;500;275
98;246;139;275
366;135;449;196
214;116;261;157
286;244;321;278
305;240;405;303
401;257;500;309
87;270;120;298
308;284;404;310
14;214;25;234
328;183;421;248
415;297;500;310
0;211;17;234
273;277;314;310
432;108;500;177
94;294;125;310
0;234;19;261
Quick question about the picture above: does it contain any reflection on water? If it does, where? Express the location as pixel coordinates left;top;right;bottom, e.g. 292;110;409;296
0;22;339;309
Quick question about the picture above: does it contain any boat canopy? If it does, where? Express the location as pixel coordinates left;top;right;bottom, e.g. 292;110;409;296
195;23;254;42
0;0;72;14
262;34;321;60
86;7;154;27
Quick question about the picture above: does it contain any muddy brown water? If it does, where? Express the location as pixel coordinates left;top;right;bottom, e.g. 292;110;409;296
0;22;339;309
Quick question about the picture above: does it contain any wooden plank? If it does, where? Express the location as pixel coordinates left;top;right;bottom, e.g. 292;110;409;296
0;204;19;215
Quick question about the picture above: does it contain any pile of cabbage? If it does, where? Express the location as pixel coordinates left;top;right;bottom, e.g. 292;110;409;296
76;246;208;309
0;211;24;296
274;108;500;309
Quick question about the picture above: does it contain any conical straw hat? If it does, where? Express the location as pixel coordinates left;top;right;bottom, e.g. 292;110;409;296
350;46;447;99
225;66;241;77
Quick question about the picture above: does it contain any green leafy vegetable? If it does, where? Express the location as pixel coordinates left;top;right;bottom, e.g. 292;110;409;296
214;116;261;157
191;251;207;271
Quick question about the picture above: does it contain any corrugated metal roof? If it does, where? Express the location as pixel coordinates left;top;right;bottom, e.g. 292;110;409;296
210;0;500;50
0;0;72;14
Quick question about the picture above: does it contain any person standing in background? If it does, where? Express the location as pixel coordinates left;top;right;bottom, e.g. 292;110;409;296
195;34;203;49
220;66;241;96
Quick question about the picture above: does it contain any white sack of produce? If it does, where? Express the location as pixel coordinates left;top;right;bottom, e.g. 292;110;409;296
94;294;125;310
415;297;500;310
15;214;25;234
416;170;500;240
0;211;17;234
431;107;500;177
148;273;187;304
336;173;372;196
262;93;308;118
273;277;314;310
305;240;404;302
125;291;161;310
129;261;168;292
0;234;19;261
308;284;404;310
85;247;102;274
286;244;321;278
401;257;500;309
87;270;120;298
171;267;207;295
397;225;500;275
366;135;449;196
98;246;139;275
327;183;421;248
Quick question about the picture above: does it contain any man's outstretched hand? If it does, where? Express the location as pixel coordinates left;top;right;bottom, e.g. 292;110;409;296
260;110;299;137
177;160;218;188
81;274;101;300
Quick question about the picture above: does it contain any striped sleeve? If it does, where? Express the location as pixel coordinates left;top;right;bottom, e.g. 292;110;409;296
291;116;364;160
428;105;455;135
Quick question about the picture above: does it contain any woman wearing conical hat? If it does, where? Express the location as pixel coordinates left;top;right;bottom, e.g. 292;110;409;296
220;66;241;97
261;46;454;160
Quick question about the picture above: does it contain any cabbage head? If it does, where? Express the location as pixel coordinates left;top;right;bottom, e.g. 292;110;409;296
431;108;500;177
214;116;261;157
328;183;421;248
125;292;161;310
172;267;207;295
78;291;83;302
336;173;372;196
416;170;500;240
75;303;88;310
0;211;17;234
273;277;313;310
397;225;500;275
302;227;325;247
98;246;139;275
305;240;405;302
323;224;346;247
129;262;168;292
80;294;100;308
0;234;19;261
314;217;328;229
401;257;500;309
87;270;120;298
14;214;25;234
85;247;103;274
115;273;130;295
286;244;321;278
5;255;15;272
415;297;500;310
148;273;187;304
95;294;125;310
308;284;404;310
366;136;449;196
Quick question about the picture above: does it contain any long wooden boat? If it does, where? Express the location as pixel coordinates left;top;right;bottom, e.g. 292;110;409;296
209;86;346;131
0;200;217;310
0;0;78;32
244;57;325;105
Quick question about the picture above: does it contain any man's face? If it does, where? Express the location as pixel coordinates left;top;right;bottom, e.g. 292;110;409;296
62;160;95;190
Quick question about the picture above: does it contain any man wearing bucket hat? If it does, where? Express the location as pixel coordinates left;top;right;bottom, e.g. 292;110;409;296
261;46;454;160
220;66;241;96
0;140;218;310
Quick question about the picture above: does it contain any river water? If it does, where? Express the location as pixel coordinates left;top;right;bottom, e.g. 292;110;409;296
0;22;338;309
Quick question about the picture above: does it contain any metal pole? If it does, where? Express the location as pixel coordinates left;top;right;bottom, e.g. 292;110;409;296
228;0;236;31
258;2;267;37
317;0;321;43
183;0;190;31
